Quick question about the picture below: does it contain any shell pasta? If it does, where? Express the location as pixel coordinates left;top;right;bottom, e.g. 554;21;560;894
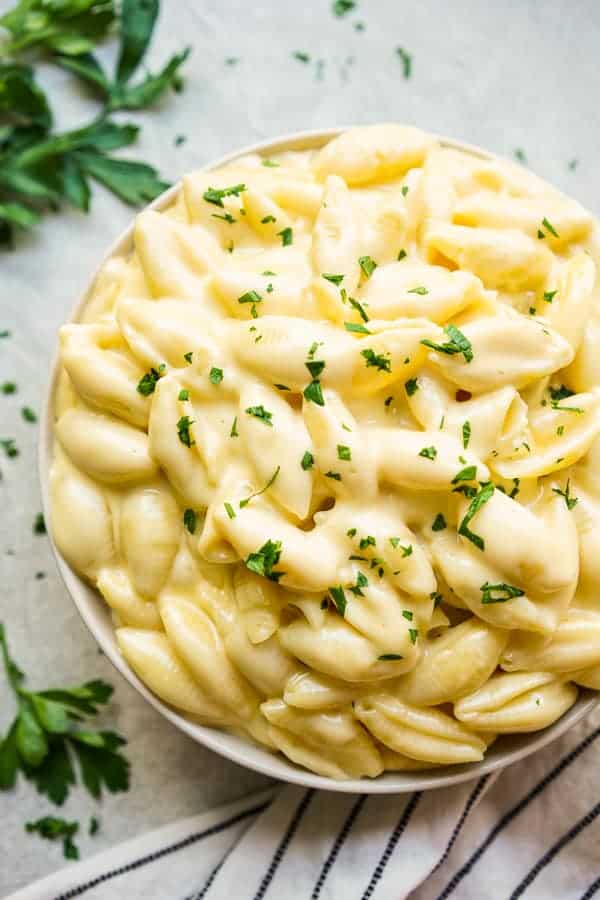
50;124;600;780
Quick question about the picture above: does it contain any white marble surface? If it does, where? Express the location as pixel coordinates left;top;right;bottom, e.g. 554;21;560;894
2;0;600;894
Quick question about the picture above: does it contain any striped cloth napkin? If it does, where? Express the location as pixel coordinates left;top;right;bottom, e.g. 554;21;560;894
7;706;599;900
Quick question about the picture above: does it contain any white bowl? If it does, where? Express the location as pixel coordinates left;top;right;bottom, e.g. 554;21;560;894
39;128;599;794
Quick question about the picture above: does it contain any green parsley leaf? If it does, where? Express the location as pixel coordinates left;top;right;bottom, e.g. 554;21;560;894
329;585;347;616
245;539;284;582
396;46;412;78
183;508;197;534
332;0;356;16
358;255;377;278
348;296;369;322
480;582;525;604
337;444;351;461
301;450;314;470
239;466;280;508
303;380;325;406
2;381;16;394
277;227;293;246
274;384;290;391
89;816;100;836
361;348;391;373
432;512;447;531
419;446;437;461
409;628;418;644
178;389;189;401
209;367;223;385
452;465;477;483
26;816;79;860
422;324;473;363
322;273;344;285
402;609;413;620
378;653;403;661
344;321;370;335
224;501;236;520
1;438;18;458
306;359;325;378
33;512;46;535
359;535;376;550
404;378;418;397
462;420;471;449
202;183;246;207
238;289;262;310
183;351;193;364
136;364;165;395
397;248;407;261
549;385;575;402
261;215;276;224
458;482;495;550
293;51;311;63
348;571;368;597
552;478;578;510
541;217;560;238
262;159;279;167
544;290;557;303
407;285;427;295
230;416;238;438
245;405;273;426
176;415;194;447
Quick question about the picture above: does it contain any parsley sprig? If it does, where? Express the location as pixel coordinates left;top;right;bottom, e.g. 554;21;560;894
422;324;473;363
0;624;129;805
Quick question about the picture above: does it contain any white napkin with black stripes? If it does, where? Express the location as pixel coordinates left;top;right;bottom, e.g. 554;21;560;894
7;706;600;900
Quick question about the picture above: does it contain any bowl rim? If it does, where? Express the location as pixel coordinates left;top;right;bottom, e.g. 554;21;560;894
38;125;600;794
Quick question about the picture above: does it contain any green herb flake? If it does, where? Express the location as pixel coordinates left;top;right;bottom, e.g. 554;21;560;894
404;378;419;397
306;359;325;379
245;405;273;426
541;217;560;238
245;539;284;582
422;324;474;363
202;184;246;207
359;535;376;550
277;227;293;246
329;585;347;616
332;0;356;16
514;148;527;164
419;446;437;461
26;816;80;860
293;51;311;63
401;185;409;197
2;382;16;394
480;581;525;604
239;466;280;508
33;512;46;535
136;364;165;396
303;380;325;406
396;46;412;79
176;415;194;447
358;255;377;278
21;406;37;423
552;478;578;510
1;438;19;458
378;653;403;661
344;321;371;335
178;389;189;401
325;470;342;481
348;571;368;597
458;482;495;550
262;159;280;167
348;296;369;322
452;465;477;484
337;444;352;461
462;420;471;449
209;367;223;385
408;628;419;644
183;508;197;534
397;249;407;261
230;416;239;438
322;273;344;285
407;285;428;295
544;290;557;303
432;512;447;531
183;351;193;364
361;348;391;373
402;609;413;621
301;450;314;470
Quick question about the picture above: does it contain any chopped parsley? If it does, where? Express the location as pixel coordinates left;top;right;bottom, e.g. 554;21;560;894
301;450;315;470
401;185;409;197
183;509;197;534
422;324;473;363
405;378;419;397
348;296;369;322
245;539;284;582
136;364;165;396
452;465;477;483
306;359;325;379
262;159;280;167
397;248;407;261
209;367;223;385
26;816;80;860
432;512;447;531
480;582;525;604
378;653;403;661
347;527;357;538
230;416;239;438
325;470;342;481
238;290;262;318
239;466;280;508
514;148;527;164
408;628;419;645
549;385;575;402
2;382;16;394
551;402;583;414
277;227;293;246
348;571;368;596
261;215;276;224
202;183;246;207
329;585;347;616
344;322;371;335
458;482;494;550
303;380;325;406
176;416;194;447
402;609;413;621
293;51;311;63
33;512;46;535
358;255;377;278
361;348;391;373
544;290;557;303
22;407;37;423
224;502;236;520
462;420;471;449
0;438;18;458
419;446;437;461
183;351;193;364
178;389;189;401
359;535;376;550
552;479;578;510
212;212;236;224
407;285;428;295
539;217;560;239
245;405;273;426
396;46;412;79
337;444;352;461
332;0;355;16
322;273;344;285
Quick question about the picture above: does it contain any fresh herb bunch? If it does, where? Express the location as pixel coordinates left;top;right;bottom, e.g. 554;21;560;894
0;623;130;805
0;0;190;246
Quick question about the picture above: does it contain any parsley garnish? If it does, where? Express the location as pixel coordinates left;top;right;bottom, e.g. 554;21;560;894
540;217;560;239
306;359;325;378
401;185;409;197
452;465;477;483
458;482;494;550
202;184;246;207
183;351;193;364
183;509;197;534
22;406;37;423
277;227;293;246
322;273;344;285
230;416;238;438
1;438;18;458
552;479;578;510
419;446;437;460
178;389;189;401
378;653;403;661
432;512;447;531
325;470;341;481
344;321;370;334
544;290;557;303
361;348;391;373
224;502;236;520
549;385;575;402
261;215;276;224
136;364;165;396
348;571;368;596
337;444;352;461
26;816;80;860
262;159;279;167
348;296;369;322
329;585;347;616
396;46;412;78
402;610;413;620
397;249;407;261
514;148;527;164
404;378;419;397
293;51;311;63
408;628;418;644
238;290;262;318
245;540;284;582
332;0;355;16
359;535;376;550
176;415;194;447
212;212;236;224
209;367;223;385
274;384;290;391
303;380;325;406
301;451;314;470
551;401;583;414
407;285;428;295
2;381;16;394
33;512;46;535
239;466;280;508
358;255;377;278
0;624;129;805
462;421;471;449
422;324;473;363
245;405;273;426
480;582;525;604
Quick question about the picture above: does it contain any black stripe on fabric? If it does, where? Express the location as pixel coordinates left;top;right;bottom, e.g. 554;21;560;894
508;801;600;900
189;858;225;900
361;791;423;900
435;724;600;900
252;789;316;900
311;795;368;899
433;775;491;872
52;801;270;900
580;874;600;900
